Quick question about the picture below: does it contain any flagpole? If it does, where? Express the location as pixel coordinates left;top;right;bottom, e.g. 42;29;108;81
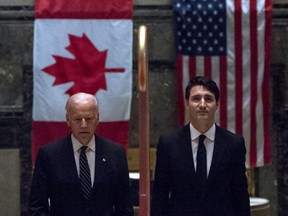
138;25;150;216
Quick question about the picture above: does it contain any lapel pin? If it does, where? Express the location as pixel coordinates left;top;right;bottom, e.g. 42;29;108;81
102;158;106;162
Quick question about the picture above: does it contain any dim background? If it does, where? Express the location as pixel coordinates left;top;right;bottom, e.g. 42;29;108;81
0;0;288;215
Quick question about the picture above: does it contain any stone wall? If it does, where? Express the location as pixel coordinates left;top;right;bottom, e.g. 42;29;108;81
0;1;288;215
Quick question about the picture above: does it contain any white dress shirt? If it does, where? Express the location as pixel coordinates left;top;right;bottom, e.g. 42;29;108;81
71;134;96;185
190;123;216;177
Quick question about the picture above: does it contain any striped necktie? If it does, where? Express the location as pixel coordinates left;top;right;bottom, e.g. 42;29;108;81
79;146;92;200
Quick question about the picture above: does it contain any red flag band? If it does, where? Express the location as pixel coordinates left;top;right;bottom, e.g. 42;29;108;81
35;0;133;19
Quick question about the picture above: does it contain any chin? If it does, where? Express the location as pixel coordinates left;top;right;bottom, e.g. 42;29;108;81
79;140;90;145
197;116;209;119
78;135;91;142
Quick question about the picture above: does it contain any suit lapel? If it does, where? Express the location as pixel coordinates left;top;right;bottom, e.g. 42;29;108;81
60;136;80;182
93;136;109;188
207;126;228;181
179;124;196;175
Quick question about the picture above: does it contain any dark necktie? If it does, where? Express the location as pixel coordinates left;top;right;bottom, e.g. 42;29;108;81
196;135;207;188
79;146;92;200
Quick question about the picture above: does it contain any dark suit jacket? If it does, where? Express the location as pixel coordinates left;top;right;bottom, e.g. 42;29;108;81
151;124;251;216
29;134;134;216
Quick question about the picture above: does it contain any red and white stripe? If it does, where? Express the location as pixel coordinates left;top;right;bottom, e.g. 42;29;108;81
177;0;272;168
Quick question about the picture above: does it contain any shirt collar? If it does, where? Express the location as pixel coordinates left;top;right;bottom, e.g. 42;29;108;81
189;123;216;142
71;134;96;153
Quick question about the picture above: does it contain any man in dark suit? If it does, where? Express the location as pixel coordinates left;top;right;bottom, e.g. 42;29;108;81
151;76;251;216
29;92;134;216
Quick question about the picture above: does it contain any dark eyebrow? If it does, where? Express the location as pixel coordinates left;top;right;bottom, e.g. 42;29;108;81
191;93;215;98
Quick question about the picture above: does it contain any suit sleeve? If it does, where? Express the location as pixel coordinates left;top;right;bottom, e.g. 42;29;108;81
113;146;134;216
230;137;251;216
28;148;50;216
151;136;171;216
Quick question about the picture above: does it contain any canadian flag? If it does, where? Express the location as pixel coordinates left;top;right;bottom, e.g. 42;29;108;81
32;0;133;164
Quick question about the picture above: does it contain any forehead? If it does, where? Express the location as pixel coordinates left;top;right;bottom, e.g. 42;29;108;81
189;85;215;96
70;109;96;116
69;102;98;114
69;110;97;120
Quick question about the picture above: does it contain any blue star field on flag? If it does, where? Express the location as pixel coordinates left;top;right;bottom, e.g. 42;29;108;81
173;0;227;56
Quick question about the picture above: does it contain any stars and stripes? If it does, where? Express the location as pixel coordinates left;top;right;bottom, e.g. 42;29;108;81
174;0;272;168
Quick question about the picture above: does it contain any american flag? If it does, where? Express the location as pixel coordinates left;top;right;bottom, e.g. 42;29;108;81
174;0;272;168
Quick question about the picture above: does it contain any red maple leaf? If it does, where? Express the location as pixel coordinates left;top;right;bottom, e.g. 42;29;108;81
42;33;125;96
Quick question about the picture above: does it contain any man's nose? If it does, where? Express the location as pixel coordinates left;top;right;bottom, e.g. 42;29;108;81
80;118;87;128
199;98;206;107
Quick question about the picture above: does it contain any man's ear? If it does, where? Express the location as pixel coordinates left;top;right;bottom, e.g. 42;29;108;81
66;114;71;127
96;113;100;126
216;101;219;109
